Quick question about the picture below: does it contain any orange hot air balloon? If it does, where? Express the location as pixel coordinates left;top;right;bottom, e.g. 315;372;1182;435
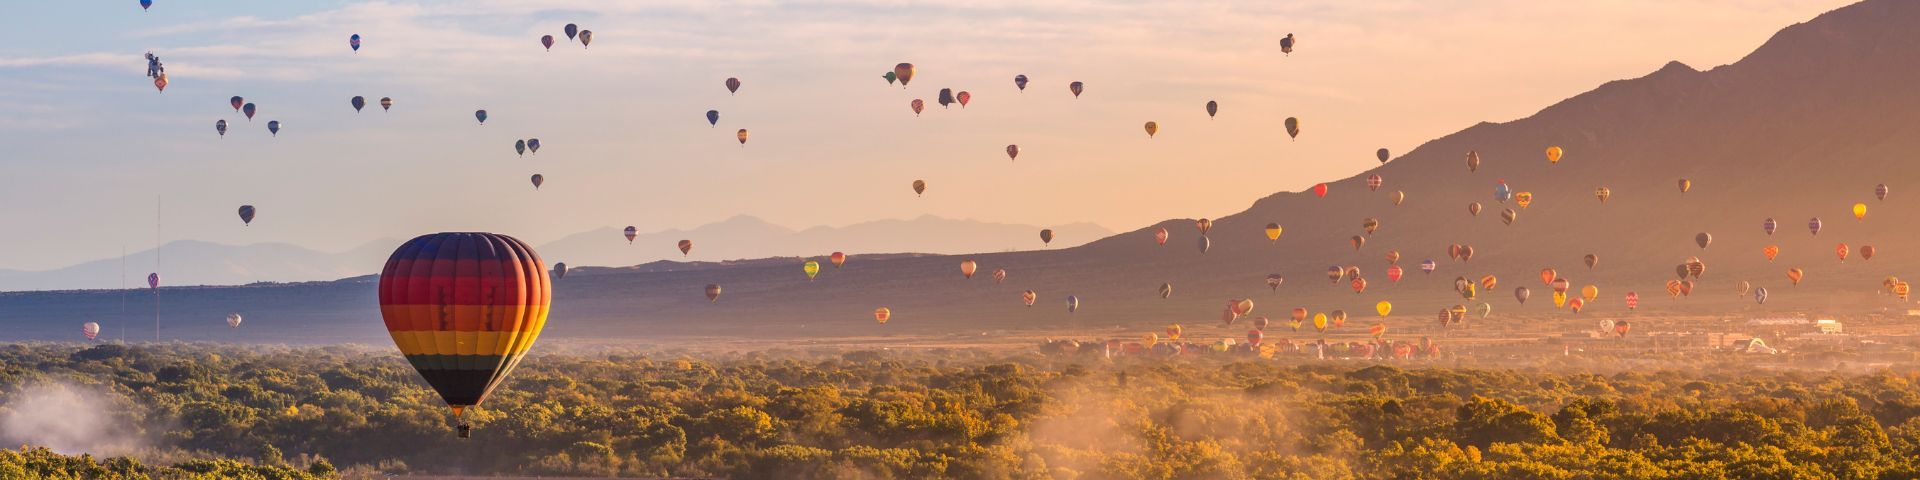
1368;323;1386;338
1763;245;1780;262
1545;146;1563;164
1540;268;1557;286
1853;203;1868;220
1196;218;1213;235
1154;227;1169;246
1837;243;1850;262
379;232;550;438
1479;275;1498;291
736;129;749;145
893;63;916;86
910;99;924;116
1362;218;1380;235
1595;187;1611;203
153;74;168;92
1143;121;1158;138
875;307;891;324
830;252;847;268
1786;268;1804;285
1265;223;1283;241
677;239;693;256
1677;179;1692;194
1515;192;1534;209
1862;245;1876;260
1500;208;1517;226
1351;277;1367;294
960;260;978;279
1350;235;1365;251
1233;299;1254;316
1664;280;1683;297
1291;307;1308;323
1679;280;1695;297
1568;298;1585;313
1021;290;1037;306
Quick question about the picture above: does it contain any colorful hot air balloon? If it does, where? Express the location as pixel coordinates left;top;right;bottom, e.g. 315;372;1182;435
1143;121;1158;138
1006;144;1019;161
1284;117;1300;140
1040;229;1054;246
1514;287;1531;304
803;261;820;281
910;99;924;116
1266;274;1284;291
475;110;488;124
875;308;891;324
1375;301;1392;317
1069;81;1084;98
677;239;693;256
1327;266;1344;283
725;77;741;95
992;268;1007;284
960;260;978;279
1786;268;1804;285
1265;223;1282;242
893;63;916;86
1154;228;1169;246
1809;218;1823;235
1480;275;1499;292
1351;277;1368;294
1350;235;1365;251
912;180;926;196
349;34;361;52
578;30;592;48
83;322;101;340
153;74;167;92
1386;265;1403;282
1515;192;1534;208
1246;329;1264;346
529;174;544;189
831;252;847;268
1421;259;1437;274
267;120;280;136
1500;208;1517;226
1022;290;1037;307
215;119;227;138
1014;74;1028;91
705;284;722;302
1376;148;1390;164
230;96;244;111
1369;323;1386;338
148;273;159;289
1677;179;1692;194
736;129;749;145
1391;191;1405;205
624;226;637;243
378;232;549;438
541;35;554;51
1494;182;1512;203
707;110;720;127
1362;218;1380;235
1205;100;1218;119
1545;146;1563;164
1196;218;1213;235
1625;291;1640;310
1386;251;1402;264
237;205;255;226
380;97;393;111
1876;184;1889;201
1853;203;1868;220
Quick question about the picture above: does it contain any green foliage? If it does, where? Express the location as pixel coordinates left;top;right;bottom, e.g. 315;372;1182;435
7;343;1920;478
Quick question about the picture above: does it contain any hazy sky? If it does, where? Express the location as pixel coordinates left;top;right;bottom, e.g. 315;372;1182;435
0;0;1853;271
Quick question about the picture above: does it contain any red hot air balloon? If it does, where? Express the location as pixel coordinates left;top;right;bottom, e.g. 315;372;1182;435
677;239;693;256
230;96;244;111
624;226;637;243
83;322;101;340
1154;228;1169;246
378;233;551;438
1313;183;1329;198
957;91;971;107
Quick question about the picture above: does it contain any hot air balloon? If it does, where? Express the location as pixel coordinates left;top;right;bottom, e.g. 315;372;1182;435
541;35;554;50
724;77;741;95
1695;232;1712;249
1876;184;1889;201
1421;259;1437;274
830;252;847;268
529;174;543;189
1386;265;1403;282
938;88;955;108
1350;235;1365;251
1233;298;1256;317
1366;174;1383;191
551;263;567;280
349;34;361;52
1862;245;1876;261
241;103;256;120
1515;287;1531;304
1313;313;1328;332
1247;329;1264;346
1538;269;1558;286
803;261;820;281
1376;148;1390;164
1155;228;1169;246
1625;291;1640;309
1581;285;1599;302
1143;121;1158;138
1022;290;1037;307
912;180;926;196
1468;202;1483;216
237;205;255;225
1465;151;1481;172
1375;301;1392;317
513;140;527;156
1737;281;1751;297
1369;323;1386;338
1198;235;1212;254
960;260;978;279
1266;274;1284;291
1265;223;1282;241
1391;191;1405;205
564;24;579;41
1069;81;1084;98
1480;275;1499;292
1494;182;1512;203
1362;218;1380;235
1460;246;1475;262
1386;251;1402;264
1327;266;1344;283
1040;229;1054;246
909;99;926;116
215;119;227;138
1285;117;1300;140
1165;324;1183;340
83;322;101;340
1787;268;1804;285
1449;245;1464;261
1351;277;1368;294
1583;254;1599;270
1515;192;1534;209
140;0;151;11
1478;303;1493;318
956;91;972;108
351;96;367;112
1554;291;1568;307
1837;243;1850;262
731;129;748;145
1546;146;1563;164
1853;203;1868;220
153;74;167;92
1314;184;1328;198
1500;208;1517;226
1552;278;1571;294
707;110;720;127
578;30;592;48
1613;321;1631;337
623;226;637;243
1006;145;1019;161
1155;283;1172;300
527;139;541;154
267;120;280;136
1014;74;1028;91
475;110;488;124
378;232;549;438
1280;33;1295;54
1754;287;1769;304
1568;298;1585;314
893;63;916;87
1809;218;1823;235
1677;179;1692;194
705;284;722;303
1066;296;1079;313
380;97;393;111
229;96;244;111
678;239;693;256
148;273;159;289
1596;187;1611;203
882;71;896;84
1205;101;1218;119
1763;218;1778;235
874;307;890;324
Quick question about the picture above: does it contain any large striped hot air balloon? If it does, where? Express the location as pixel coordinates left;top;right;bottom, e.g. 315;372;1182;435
378;232;550;438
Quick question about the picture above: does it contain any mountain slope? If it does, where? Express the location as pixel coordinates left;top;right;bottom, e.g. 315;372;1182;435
0;240;396;292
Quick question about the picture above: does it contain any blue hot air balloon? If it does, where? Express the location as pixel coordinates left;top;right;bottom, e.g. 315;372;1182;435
267;120;280;136
706;110;720;127
349;34;361;52
140;0;153;10
475;109;488;124
565;24;579;41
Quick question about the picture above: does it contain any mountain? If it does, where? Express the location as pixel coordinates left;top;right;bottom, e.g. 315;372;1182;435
3;0;1918;344
0;240;396;292
537;215;1115;267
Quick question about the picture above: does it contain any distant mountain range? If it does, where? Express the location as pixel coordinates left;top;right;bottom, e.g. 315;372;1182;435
0;215;1111;292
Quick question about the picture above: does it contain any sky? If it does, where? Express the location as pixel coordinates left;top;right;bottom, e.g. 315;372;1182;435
0;0;1856;272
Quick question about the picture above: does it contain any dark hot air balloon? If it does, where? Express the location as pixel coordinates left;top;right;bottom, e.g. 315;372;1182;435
237;205;255;225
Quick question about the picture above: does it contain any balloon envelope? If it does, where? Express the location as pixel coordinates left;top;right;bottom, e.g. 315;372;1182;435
378;233;549;429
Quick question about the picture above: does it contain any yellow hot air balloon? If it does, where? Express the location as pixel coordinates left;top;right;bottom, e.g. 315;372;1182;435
1375;301;1392;317
1678;179;1692;194
1312;313;1328;332
1580;285;1599;302
1546;146;1563;164
1143;121;1158;138
1515;192;1534;209
1265;223;1282;242
1853;203;1868;220
1553;291;1568;308
803;260;820;281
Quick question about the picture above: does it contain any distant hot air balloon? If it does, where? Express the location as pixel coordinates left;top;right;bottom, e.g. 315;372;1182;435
1494;181;1512;203
1066;295;1079;313
1265;223;1282;242
1376;301;1392;317
229;96;244;111
1313;313;1328;332
874;308;891;324
1143;121;1158;138
1786;268;1804;285
1545;146;1563;164
1695;232;1712;249
564;24;579;41
1069;81;1084;98
1737;281;1751;297
1164;324;1186;340
1247;329;1264;346
267;120;280;136
1369;323;1386;338
938;88;954;108
1376;148;1390;164
912;180;926;196
551;263;567;280
1285;117;1300;140
1677;179;1692;194
1280;34;1295;55
960;260;978;279
1266;274;1284;291
1386;251;1402;264
1460;245;1475;262
1327;266;1343;283
678;239;693;256
705;284;722;302
140;0;151;11
1836;243;1849;262
1514;286;1531;304
957;91;971;108
241;103;256;120
1876;184;1889;201
83;322;101;340
1625;291;1640;309
1366;174;1383;191
1480;275;1498;292
377;232;547;438
910;99;924;116
153;74;167;92
725;77;741;95
1198;235;1212;254
149;273;159;289
1466;151;1481;172
475;110;488;124
1362;218;1380;235
1040;229;1055;246
992;268;1007;284
1515;192;1534;209
1809;218;1822;235
1568;298;1585;314
578;30;592;48
737;129;749;145
541;35;554;50
1351;277;1368;294
1391;191;1405;206
1581;285;1599;302
831;252;847;268
803;261;820;281
380;97;392;111
624;226;637;243
1206;100;1218;119
1386;265;1403;282
1500;208;1517;226
237;205;255;225
1853;203;1868;220
349;34;361;52
1583;254;1598;270
882;71;896;84
1194;218;1213;235
707;110;720;127
1014;74;1028;91
1421;259;1436;274
1313;183;1328;198
215;119;227;138
893;63;916;86
1862;245;1876;261
1754;287;1769;304
1763;218;1778;235
1350;235;1365;251
351;96;368;112
1006;144;1019;161
1468;202;1482;216
527;139;541;154
1595;187;1611;203
1159;283;1173;299
1154;227;1168;246
1022;290;1037;307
